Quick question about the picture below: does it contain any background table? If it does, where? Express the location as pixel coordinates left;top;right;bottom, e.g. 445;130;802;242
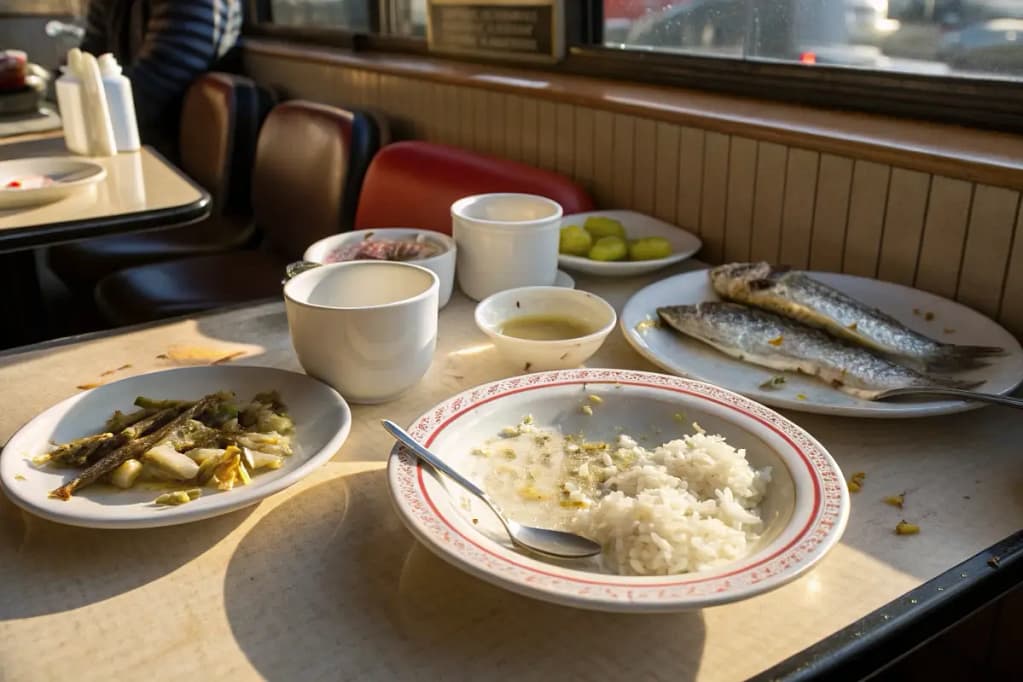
1;265;1020;681
0;135;210;348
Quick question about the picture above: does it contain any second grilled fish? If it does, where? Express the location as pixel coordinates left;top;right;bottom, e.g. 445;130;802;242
709;262;1004;372
656;302;980;400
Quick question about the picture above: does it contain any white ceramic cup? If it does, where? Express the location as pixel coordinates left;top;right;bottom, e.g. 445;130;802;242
284;261;439;404
451;193;564;301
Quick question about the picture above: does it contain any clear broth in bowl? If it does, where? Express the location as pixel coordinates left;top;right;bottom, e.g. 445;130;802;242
499;314;595;341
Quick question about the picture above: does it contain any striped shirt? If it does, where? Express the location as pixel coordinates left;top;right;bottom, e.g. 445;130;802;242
80;0;243;155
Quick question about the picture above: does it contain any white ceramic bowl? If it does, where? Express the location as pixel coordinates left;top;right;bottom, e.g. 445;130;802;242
303;228;456;308
387;368;850;612
474;286;617;372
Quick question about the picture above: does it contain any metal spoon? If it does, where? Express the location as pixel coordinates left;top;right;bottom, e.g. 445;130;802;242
875;387;1023;410
381;419;602;559
281;260;320;285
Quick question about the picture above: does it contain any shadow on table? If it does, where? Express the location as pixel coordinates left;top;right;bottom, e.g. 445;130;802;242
223;468;708;681
0;490;250;619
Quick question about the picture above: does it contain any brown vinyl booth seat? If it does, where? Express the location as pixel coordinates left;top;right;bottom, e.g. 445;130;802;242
47;73;274;287
95;100;384;325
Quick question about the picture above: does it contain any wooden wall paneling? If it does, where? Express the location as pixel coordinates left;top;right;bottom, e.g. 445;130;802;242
458;87;476;149
632;118;657;215
573;107;596;197
698;132;730;263
723;136;757;262
778;148;820;269
555;104;574;177
677;127;706;233
749;141;787;263
592;110;615;206
405;78;425;140
877;168;930;285
653;122;680;224
485;90;506;156
421;80;439;142
362;70;380;108
611;114;637;208
378;75;407;139
842;160;891;277
472;89;490;154
340;69;362;108
435;83;456;146
521;97;539;165
809;153;854;273
956;185;1021;318
998;208;1023;337
504;94;524;162
914;176;973;299
537;100;557;170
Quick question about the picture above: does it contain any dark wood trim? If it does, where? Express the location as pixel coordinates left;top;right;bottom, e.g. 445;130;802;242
242;39;1023;189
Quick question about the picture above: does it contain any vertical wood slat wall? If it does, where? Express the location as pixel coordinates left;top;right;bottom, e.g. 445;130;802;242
246;55;1023;337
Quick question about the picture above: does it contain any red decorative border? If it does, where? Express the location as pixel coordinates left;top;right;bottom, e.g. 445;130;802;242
391;369;847;603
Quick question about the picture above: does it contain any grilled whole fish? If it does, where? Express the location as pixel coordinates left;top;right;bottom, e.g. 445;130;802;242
709;262;1004;372
656;302;980;400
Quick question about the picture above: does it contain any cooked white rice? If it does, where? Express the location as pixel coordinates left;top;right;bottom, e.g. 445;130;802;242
569;432;771;576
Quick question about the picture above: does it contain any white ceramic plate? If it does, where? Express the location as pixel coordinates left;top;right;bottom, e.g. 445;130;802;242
0;157;106;209
0;366;352;528
621;270;1023;418
557;210;702;277
387;369;849;613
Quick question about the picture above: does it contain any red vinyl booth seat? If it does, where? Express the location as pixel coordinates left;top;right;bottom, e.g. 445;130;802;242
353;141;594;235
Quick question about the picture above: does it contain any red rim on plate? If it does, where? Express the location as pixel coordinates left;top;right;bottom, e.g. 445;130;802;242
387;369;849;611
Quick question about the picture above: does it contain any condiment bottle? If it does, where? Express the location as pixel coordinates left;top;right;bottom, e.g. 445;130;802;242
78;51;117;157
55;48;89;154
98;53;140;152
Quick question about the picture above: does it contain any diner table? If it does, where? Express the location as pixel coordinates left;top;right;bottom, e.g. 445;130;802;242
0;135;210;347
0;262;1020;681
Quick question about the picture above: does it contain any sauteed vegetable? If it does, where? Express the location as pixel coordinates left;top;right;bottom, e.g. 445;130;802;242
39;391;294;504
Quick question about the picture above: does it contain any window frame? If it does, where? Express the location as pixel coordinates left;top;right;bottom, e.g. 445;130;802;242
244;0;1023;134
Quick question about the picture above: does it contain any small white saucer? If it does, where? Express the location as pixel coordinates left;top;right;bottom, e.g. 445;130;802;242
554;269;575;288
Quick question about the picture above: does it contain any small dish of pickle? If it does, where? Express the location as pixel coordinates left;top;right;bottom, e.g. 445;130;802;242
556;210;702;277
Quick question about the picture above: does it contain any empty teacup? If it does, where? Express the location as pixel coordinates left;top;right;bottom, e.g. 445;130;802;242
284;261;439;404
451;193;563;301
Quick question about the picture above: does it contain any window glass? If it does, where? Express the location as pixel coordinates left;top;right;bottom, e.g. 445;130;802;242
388;0;428;37
271;0;372;32
605;0;1023;79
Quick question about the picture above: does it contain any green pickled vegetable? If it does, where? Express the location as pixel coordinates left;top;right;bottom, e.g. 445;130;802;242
589;235;628;261
628;237;673;261
154;489;201;506
583;216;626;240
559;225;592;256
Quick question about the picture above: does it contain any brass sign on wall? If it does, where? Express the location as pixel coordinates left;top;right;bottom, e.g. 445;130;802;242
427;0;566;63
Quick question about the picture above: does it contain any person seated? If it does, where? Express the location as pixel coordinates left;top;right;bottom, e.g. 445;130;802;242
79;0;243;158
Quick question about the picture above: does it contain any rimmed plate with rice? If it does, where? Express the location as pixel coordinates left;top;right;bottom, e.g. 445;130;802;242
386;368;849;612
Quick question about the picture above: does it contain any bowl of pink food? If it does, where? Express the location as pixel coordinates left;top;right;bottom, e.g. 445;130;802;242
304;228;456;308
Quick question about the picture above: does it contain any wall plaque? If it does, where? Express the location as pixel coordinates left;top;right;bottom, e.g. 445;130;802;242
427;0;565;63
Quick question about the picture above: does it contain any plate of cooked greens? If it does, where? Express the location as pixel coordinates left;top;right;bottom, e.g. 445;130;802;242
621;262;1023;417
0;365;351;528
558;210;702;277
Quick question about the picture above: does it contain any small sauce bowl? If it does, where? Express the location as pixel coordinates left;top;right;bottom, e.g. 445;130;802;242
474;286;617;372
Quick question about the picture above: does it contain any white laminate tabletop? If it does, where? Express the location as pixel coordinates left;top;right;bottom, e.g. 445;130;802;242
0;136;209;250
0;264;1020;681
